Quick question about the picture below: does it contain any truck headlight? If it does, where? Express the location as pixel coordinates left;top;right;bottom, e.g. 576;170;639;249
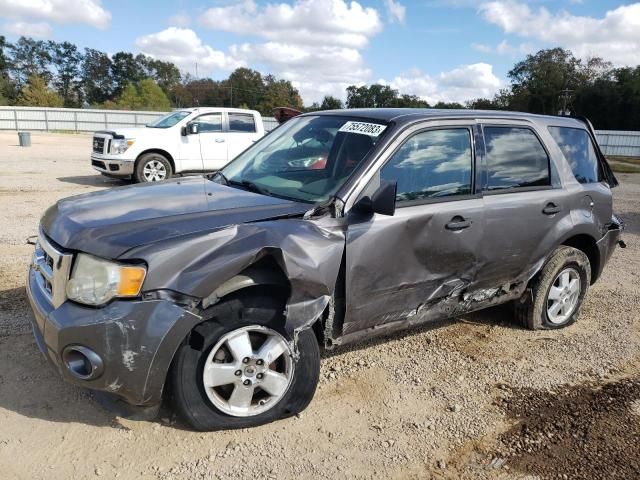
109;138;135;154
66;253;146;306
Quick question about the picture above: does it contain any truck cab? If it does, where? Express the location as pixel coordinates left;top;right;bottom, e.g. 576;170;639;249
90;107;264;182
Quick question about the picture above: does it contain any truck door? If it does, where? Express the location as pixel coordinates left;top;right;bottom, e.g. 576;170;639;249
195;112;228;171
225;112;262;163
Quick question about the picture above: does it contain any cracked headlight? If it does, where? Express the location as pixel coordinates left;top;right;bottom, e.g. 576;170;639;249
66;253;146;306
109;138;135;154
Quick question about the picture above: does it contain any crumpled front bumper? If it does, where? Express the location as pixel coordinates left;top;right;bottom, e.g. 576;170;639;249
26;267;201;406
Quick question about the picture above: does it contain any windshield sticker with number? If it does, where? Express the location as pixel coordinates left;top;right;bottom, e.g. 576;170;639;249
338;121;387;137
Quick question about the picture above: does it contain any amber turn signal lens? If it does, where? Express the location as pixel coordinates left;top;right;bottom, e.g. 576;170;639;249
117;266;146;296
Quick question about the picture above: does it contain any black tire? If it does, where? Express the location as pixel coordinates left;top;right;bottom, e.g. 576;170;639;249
134;153;173;183
515;246;591;330
170;290;320;431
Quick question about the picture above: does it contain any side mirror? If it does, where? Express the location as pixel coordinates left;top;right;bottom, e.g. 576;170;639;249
182;123;198;136
354;180;397;216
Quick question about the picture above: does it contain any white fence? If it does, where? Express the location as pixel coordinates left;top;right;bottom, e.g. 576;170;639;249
0;106;280;133
0;107;637;156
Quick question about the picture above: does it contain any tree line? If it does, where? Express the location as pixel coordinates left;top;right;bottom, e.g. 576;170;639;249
0;36;303;113
1;36;640;130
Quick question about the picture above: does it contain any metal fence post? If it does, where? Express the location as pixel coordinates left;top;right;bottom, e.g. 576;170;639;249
44;109;49;132
74;111;78;133
13;108;18;130
134;113;138;127
104;112;108;129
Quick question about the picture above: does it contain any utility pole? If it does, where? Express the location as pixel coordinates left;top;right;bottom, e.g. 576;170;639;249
559;88;573;116
229;83;233;108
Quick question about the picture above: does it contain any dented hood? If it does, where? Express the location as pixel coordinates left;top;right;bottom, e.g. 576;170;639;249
41;176;310;259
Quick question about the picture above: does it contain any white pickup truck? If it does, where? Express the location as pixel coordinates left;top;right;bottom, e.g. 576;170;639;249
90;108;265;182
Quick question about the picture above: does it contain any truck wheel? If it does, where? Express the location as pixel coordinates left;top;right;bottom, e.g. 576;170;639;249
170;291;320;431
134;153;172;183
515;246;591;330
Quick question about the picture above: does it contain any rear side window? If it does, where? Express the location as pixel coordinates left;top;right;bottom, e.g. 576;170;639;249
548;127;599;184
229;113;257;132
381;128;473;203
483;127;550;191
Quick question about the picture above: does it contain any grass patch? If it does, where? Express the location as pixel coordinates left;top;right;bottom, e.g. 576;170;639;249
610;162;640;173
607;156;640;166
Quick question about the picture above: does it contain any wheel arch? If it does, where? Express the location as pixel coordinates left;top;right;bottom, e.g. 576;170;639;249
560;233;600;284
136;149;176;173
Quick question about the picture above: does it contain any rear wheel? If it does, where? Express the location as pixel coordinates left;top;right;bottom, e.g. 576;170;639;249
515;246;591;330
134;153;172;183
170;291;320;431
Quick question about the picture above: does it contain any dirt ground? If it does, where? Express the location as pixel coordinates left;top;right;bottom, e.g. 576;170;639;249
0;132;639;480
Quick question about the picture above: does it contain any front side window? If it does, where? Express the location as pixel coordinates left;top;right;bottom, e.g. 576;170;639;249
229;113;257;132
548;126;600;184
195;113;223;133
221;116;386;203
381;128;473;203
146;111;191;128
484;127;550;191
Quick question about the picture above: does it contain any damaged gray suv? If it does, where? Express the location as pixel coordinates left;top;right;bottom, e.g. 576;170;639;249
27;109;624;430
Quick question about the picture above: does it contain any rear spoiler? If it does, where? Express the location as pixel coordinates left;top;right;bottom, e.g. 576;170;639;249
573;116;619;188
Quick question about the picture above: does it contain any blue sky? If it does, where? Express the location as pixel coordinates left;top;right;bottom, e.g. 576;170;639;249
1;1;639;104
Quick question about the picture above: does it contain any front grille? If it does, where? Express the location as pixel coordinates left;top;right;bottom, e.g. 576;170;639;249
32;228;73;308
92;136;106;154
92;160;106;170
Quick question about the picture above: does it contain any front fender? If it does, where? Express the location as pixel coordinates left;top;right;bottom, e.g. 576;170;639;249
120;218;346;336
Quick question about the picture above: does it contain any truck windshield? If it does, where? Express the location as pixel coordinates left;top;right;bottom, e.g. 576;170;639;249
220;115;388;203
147;111;191;128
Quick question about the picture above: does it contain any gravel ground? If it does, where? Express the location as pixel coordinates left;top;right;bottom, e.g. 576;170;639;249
0;132;638;479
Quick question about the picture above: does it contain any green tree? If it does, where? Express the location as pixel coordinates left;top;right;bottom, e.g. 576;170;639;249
112;79;171;111
17;74;63;106
226;68;264;108
395;94;429;108
146;58;181;96
111;52;145;95
49;41;83;107
82;48;113;105
7;37;52;85
258;74;303;113
320;95;343;110
346;84;399;108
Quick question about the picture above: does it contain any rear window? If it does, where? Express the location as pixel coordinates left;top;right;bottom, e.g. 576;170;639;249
229;113;257;132
548;126;600;184
483;127;550;191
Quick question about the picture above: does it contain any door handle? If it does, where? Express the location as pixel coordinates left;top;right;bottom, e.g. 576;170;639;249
445;216;471;231
542;203;561;215
215;138;225;143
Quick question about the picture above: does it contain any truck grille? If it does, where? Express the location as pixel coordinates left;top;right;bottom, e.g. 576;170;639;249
32;228;73;308
92;136;106;154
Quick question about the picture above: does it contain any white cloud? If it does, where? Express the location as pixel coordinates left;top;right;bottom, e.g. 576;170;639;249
385;0;406;24
197;0;383;103
471;42;493;53
3;21;53;39
472;39;535;56
168;12;190;28
0;0;110;29
230;42;371;102
135;28;243;75
479;1;640;65
381;63;503;104
199;0;382;49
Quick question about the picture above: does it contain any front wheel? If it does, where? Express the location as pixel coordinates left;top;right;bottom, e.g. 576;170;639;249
134;153;172;183
170;292;320;431
515;246;591;330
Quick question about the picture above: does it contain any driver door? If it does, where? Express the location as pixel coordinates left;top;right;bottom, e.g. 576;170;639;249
343;125;484;334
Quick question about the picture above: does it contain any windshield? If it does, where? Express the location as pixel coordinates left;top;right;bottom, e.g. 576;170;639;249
220;115;388;203
147;111;191;128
